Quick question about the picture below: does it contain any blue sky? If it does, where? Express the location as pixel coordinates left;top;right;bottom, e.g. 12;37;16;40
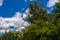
0;0;53;17
0;0;29;17
0;0;59;33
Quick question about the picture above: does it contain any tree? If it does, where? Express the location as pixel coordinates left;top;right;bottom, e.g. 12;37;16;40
1;30;23;40
28;1;47;23
23;1;60;40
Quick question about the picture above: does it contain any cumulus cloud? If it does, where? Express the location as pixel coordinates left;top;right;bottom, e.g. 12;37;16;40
0;0;3;6
23;8;32;19
23;8;29;18
0;11;30;30
0;8;30;33
47;0;59;7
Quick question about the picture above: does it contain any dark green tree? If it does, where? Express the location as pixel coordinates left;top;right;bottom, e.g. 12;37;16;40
23;1;60;40
1;30;23;40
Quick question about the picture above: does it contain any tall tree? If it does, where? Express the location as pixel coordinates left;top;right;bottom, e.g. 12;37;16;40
23;1;60;40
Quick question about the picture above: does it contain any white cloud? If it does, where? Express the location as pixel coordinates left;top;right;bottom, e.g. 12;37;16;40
0;0;3;6
47;0;59;7
23;8;32;19
25;0;27;2
30;0;32;1
0;8;30;33
23;8;29;18
0;30;5;33
0;11;30;30
25;0;33;2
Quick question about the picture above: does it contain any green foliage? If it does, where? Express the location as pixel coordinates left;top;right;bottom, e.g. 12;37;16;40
23;1;60;40
0;30;23;40
28;1;47;23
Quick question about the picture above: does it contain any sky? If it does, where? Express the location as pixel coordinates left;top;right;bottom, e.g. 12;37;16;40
0;0;59;33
